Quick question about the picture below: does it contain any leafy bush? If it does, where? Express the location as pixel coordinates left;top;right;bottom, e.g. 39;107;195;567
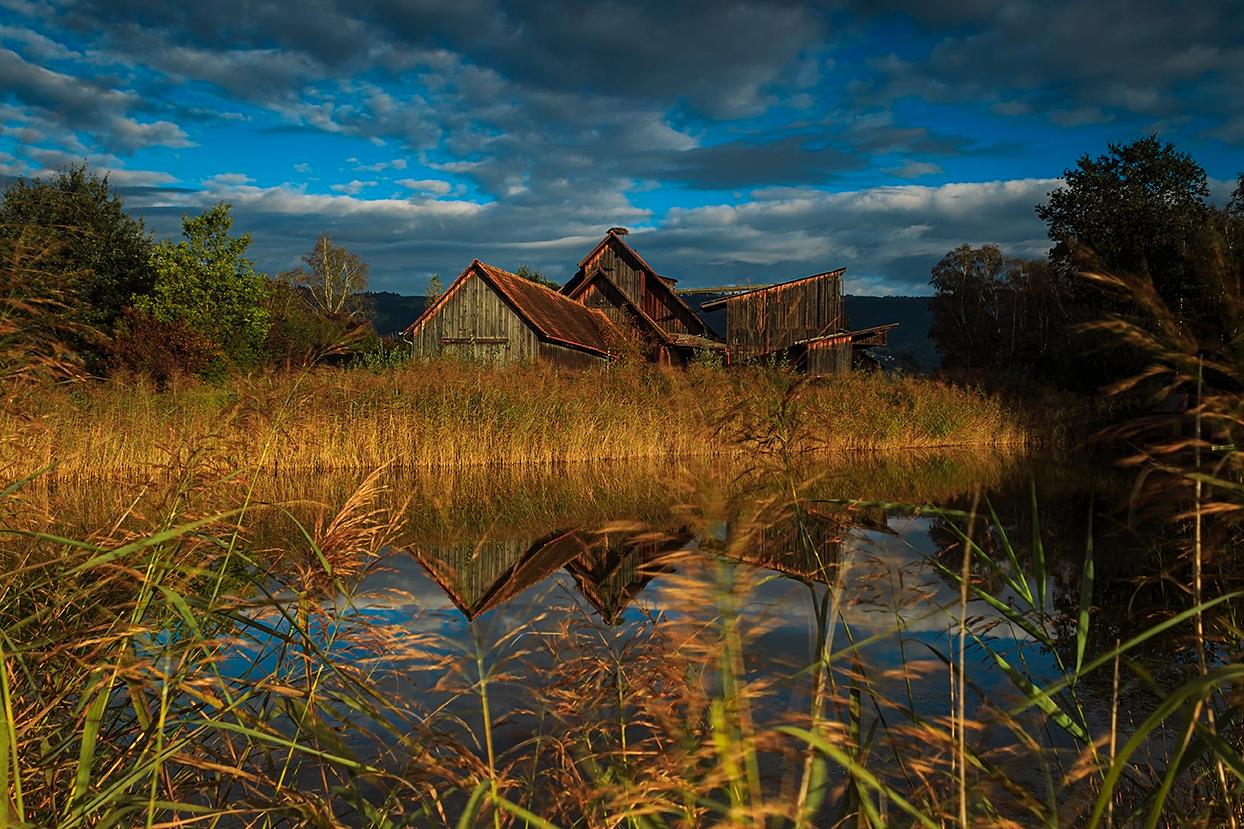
106;307;220;385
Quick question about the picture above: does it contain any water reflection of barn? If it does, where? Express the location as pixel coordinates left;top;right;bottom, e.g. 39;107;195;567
561;529;692;623
403;228;895;373
409;506;891;623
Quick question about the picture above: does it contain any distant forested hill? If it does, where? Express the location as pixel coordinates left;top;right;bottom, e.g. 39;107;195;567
368;291;938;372
844;295;937;371
367;291;427;337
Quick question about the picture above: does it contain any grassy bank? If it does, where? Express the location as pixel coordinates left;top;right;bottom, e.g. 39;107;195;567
2;358;1030;475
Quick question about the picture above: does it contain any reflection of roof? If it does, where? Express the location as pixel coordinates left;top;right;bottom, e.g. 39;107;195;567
412;529;589;619
405;260;620;357
699;268;847;310
564;529;690;624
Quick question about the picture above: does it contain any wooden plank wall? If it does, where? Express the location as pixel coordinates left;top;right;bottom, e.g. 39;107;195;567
806;339;852;374
539;342;605;369
725;273;843;361
410;273;540;364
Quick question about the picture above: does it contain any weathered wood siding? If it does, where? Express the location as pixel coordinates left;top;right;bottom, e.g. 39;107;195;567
410;273;539;363
580;243;702;335
539;341;606;369
806;339;852;374
575;277;664;357
724;273;843;361
641;277;696;333
578;276;636;331
582;245;643;307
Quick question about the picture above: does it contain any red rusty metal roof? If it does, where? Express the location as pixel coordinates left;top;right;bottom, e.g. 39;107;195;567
475;261;620;355
406;260;619;357
699;268;847;310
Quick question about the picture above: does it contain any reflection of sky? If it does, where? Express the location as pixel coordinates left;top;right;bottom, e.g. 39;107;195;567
350;513;1069;719
224;496;1131;791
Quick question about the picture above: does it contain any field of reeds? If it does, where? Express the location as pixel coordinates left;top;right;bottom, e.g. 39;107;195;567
0;358;1031;477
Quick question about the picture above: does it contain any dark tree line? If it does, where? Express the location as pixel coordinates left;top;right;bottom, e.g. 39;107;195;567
930;136;1244;394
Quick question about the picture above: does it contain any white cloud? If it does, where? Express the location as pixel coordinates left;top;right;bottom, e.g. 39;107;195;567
330;178;377;195
886;160;942;178
355;158;408;172
396;178;452;195
205;172;254;186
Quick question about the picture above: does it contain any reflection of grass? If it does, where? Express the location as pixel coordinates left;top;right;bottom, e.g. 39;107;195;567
13;449;1023;550
2;360;1030;476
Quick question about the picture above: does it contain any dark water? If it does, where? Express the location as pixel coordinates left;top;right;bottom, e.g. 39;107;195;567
310;450;1144;751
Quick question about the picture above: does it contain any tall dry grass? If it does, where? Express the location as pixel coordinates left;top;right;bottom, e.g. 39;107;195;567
2;358;1030;477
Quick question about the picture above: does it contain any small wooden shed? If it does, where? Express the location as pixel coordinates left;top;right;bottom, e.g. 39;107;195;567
403;259;620;368
700;269;846;362
700;269;896;373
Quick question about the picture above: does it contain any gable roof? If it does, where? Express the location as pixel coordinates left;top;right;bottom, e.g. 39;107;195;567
567;265;675;345
699;268;847;310
405;259;620;357
564;230;711;336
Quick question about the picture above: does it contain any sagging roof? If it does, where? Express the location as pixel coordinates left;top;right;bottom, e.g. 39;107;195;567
795;323;899;349
699;268;848;311
405;259;620;357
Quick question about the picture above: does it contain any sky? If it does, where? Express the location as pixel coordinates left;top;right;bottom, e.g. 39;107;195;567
0;0;1241;296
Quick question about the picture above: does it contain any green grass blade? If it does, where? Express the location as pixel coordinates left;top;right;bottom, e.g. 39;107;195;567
1075;502;1094;679
71;672;113;811
779;726;939;829
972;632;1088;743
1015;591;1244;716
1030;482;1046;616
986;496;1034;605
456;780;489;829
1086;664;1244;829
492;795;564;829
0;647;22;825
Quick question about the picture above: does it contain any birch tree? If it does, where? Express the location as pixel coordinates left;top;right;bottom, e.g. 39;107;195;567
288;233;369;317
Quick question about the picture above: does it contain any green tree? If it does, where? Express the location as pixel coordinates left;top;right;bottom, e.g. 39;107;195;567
282;232;370;317
515;264;560;289
1035;136;1214;338
135;203;270;368
0;163;153;356
1230;174;1244;218
928;244;1006;370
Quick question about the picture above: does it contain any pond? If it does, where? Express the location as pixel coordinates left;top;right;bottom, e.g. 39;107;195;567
21;448;1221;825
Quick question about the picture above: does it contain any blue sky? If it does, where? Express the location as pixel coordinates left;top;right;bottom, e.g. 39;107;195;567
0;0;1240;295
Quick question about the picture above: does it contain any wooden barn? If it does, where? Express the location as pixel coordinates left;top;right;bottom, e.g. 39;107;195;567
403;259;620;368
700;270;896;373
560;229;725;364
